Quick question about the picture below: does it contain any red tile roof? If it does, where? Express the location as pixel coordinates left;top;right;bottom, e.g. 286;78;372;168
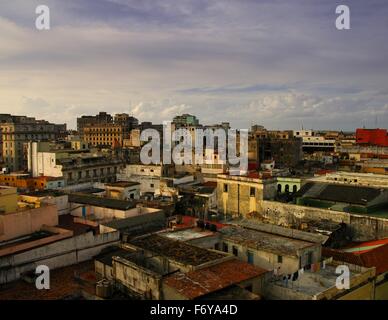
323;243;388;275
164;259;267;299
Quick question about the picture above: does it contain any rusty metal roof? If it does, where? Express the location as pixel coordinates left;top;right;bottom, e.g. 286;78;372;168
164;259;267;299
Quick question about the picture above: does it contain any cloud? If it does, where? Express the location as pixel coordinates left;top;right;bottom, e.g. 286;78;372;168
0;1;387;130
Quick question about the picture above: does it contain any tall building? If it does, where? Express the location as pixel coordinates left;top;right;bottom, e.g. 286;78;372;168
83;123;126;148
172;114;199;127
0;115;66;172
114;113;139;130
77;112;113;136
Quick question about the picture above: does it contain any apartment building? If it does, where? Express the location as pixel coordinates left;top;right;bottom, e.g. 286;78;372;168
0;115;66;172
83;123;126;148
217;174;277;218
77;112;113;136
27;141;124;186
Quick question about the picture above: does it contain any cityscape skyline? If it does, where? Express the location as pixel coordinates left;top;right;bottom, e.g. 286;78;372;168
1;0;387;130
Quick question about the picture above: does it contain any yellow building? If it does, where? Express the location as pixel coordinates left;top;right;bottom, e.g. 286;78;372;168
0;186;18;214
83;123;126;148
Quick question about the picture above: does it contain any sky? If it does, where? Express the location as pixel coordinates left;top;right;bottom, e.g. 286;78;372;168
0;0;387;130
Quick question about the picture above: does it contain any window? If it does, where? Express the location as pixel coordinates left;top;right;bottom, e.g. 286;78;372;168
223;184;228;193
150;183;154;188
250;187;256;197
222;243;228;253
277;255;283;263
306;252;313;265
214;243;220;250
232;246;238;256
247;251;254;264
292;185;297;193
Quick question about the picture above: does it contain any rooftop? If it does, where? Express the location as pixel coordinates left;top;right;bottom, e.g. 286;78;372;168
130;234;225;266
68;193;136;211
220;226;317;257
296;182;384;205
323;242;388;275
161;228;215;242
233;219;329;244
105;181;141;188
270;262;374;298
164;259;267;299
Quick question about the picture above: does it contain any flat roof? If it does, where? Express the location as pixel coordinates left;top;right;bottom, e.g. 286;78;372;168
130;234;225;266
21;190;66;197
296;182;384;205
68;193;136;211
105;181;140;188
164;259;267;299
161;228;215;242
220;226;317;257
271;263;369;297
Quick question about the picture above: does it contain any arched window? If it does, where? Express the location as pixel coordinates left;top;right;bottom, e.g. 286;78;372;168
285;184;289;193
277;184;282;193
293;185;297;193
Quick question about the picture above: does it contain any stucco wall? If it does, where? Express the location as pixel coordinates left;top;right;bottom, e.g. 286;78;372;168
0;230;120;284
259;201;388;241
0;204;58;242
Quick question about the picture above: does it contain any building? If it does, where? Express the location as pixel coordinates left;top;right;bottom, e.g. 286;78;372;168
217;174;277;218
177;183;217;219
323;240;388;300
117;164;174;196
0;212;120;284
105;181;141;200
114;114;139;131
264;260;376;300
172;114;199;127
309;171;388;189
295;182;388;215
27;141;123;186
68;193;162;223
1;115;66;172
83;123;126;148
0;186;18;214
0;173;65;191
276;177;304;194
293;130;335;153
217;224;321;275
249;128;303;168
163;259;266;300
77;112;113;136
356;128;388;147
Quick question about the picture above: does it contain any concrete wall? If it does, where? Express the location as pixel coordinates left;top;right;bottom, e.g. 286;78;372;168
0;230;120;284
70;202;160;220
0;204;58;242
113;258;163;300
0;186;18;213
219;239;320;275
258;201;388;241
217;177;277;217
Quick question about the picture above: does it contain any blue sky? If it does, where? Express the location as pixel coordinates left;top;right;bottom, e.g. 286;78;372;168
0;0;387;130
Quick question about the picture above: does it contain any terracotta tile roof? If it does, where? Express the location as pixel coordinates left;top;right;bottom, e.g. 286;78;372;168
164;259;267;299
323;243;388;275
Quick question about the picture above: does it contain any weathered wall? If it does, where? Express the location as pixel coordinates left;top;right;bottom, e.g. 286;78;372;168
258;201;388;241
0;230;120;284
0;204;58;242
